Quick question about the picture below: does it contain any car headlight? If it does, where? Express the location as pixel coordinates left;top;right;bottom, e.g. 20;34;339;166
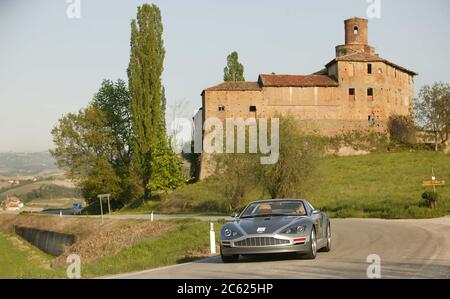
223;228;239;238
282;225;306;234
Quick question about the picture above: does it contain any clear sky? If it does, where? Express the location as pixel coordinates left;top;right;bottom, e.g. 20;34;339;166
0;0;449;152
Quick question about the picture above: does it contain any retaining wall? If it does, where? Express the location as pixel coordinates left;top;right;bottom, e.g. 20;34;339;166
14;226;75;256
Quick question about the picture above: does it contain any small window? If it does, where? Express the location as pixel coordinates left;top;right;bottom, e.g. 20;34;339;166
368;115;375;126
367;64;372;74
367;88;374;101
353;26;359;35
249;106;257;112
218;105;225;112
348;88;355;101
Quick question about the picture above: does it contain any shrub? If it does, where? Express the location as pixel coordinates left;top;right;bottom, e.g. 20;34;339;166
388;115;416;144
214;153;259;212
421;191;439;209
258;116;324;199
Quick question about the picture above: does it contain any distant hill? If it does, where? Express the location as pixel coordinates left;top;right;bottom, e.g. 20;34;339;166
0;152;60;177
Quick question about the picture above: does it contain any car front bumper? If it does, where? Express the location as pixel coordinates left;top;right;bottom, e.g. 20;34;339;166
221;243;310;255
220;234;310;255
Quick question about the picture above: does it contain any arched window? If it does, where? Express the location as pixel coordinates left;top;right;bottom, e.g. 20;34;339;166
353;26;359;35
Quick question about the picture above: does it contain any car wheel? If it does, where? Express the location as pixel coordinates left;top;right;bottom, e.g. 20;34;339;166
220;248;239;263
304;228;317;259
320;223;331;252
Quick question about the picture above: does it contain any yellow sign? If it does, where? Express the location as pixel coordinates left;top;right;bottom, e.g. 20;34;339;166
422;180;446;187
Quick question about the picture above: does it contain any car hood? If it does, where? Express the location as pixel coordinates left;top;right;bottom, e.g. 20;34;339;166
236;216;305;234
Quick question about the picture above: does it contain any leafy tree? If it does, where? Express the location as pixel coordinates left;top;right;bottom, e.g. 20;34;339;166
214;153;258;212
414;82;450;151
51;105;115;179
259;117;324;199
91;80;139;202
50;81;140;208
79;158;123;207
182;141;201;181
92;79;132;168
223;51;245;82
213;116;323;208
50;105;124;206
128;4;184;201
147;145;186;193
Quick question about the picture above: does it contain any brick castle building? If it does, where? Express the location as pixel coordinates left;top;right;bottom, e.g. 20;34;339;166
198;17;417;178
201;17;417;134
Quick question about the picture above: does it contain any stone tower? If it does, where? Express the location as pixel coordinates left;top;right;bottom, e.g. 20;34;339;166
336;17;376;57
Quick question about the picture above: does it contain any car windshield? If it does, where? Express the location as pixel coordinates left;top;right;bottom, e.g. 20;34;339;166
240;201;307;218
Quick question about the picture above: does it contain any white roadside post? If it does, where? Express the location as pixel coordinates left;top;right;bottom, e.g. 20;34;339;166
210;222;216;254
432;167;436;193
59;211;62;217
150;211;154;222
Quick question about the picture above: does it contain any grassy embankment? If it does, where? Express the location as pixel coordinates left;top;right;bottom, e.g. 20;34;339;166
0;232;61;278
120;151;450;219
0;215;222;278
81;219;220;277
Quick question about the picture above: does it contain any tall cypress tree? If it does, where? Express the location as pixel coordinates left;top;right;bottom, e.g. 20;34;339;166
223;51;245;82
128;4;167;201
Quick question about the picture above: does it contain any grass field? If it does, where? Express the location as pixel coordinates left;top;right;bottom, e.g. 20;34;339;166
133;151;450;219
308;151;450;218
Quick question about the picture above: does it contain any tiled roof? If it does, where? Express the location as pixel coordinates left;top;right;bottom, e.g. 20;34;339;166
326;52;418;76
258;74;339;87
311;68;328;75
203;81;261;92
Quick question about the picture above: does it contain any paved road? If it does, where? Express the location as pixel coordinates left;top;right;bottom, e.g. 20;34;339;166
36;210;232;222
38;209;81;216
104;217;450;279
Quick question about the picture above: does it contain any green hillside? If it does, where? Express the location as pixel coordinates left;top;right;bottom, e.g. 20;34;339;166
308;151;450;218
137;151;450;219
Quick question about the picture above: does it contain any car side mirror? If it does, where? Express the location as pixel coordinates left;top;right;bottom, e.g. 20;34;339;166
231;212;239;219
312;209;321;215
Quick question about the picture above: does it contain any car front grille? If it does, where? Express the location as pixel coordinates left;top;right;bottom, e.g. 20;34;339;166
234;237;290;247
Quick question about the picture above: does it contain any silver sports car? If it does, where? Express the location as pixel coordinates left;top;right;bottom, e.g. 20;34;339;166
220;199;331;263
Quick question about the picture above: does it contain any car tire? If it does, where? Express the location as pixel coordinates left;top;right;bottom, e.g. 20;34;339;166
304;228;317;259
320;223;331;252
220;248;239;263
